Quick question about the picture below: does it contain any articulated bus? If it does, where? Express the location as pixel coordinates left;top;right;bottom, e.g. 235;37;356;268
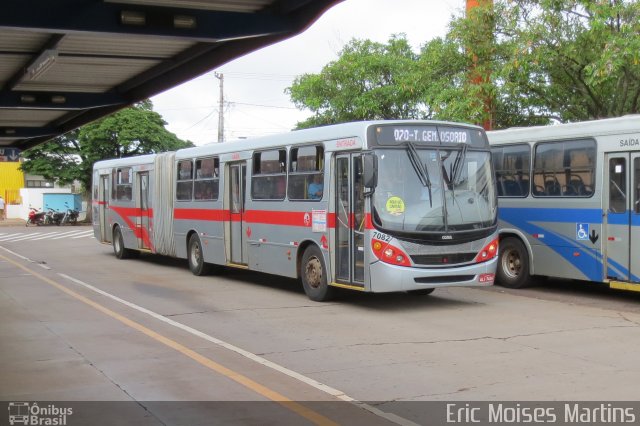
488;115;640;291
93;120;499;301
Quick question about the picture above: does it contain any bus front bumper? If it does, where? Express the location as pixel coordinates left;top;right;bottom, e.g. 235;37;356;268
368;257;498;293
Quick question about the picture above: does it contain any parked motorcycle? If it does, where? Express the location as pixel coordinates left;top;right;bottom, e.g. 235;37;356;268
45;207;66;226
26;207;47;226
61;202;79;225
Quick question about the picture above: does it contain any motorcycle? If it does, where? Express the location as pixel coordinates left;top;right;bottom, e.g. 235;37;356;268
45;207;65;226
26;207;47;226
61;202;80;225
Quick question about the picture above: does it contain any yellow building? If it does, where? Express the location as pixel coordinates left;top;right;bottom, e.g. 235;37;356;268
0;162;24;205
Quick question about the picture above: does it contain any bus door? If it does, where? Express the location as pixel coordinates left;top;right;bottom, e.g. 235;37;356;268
335;154;365;287
99;174;111;243
603;152;638;282
229;163;248;265
137;172;150;250
632;152;640;281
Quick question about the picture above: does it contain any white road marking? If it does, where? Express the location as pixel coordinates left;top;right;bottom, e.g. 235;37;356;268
1;244;415;425
56;273;417;426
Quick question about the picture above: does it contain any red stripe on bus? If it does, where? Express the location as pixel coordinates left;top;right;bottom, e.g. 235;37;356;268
174;208;229;221
243;210;311;227
173;208;374;230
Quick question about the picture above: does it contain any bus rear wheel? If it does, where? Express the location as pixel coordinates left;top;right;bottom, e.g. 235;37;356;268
188;233;211;276
301;245;334;302
497;237;531;289
113;226;136;259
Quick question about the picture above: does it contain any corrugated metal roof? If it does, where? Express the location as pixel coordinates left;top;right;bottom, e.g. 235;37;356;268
0;0;342;150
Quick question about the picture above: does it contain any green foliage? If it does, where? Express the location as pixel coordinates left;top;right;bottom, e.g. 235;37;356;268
20;100;193;192
493;0;640;123
288;0;640;129
287;35;427;128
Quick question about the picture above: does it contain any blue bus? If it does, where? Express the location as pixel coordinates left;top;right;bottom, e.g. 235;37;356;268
488;115;640;291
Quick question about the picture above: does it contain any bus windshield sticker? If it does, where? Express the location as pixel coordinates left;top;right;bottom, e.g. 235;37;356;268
386;196;405;216
312;209;327;233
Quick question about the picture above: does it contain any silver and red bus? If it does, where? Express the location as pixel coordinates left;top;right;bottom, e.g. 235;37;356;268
93;120;499;301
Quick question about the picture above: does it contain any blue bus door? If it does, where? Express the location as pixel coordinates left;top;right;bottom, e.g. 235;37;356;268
632;153;640;282
604;153;632;281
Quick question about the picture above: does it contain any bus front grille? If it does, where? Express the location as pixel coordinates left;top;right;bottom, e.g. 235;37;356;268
410;253;476;266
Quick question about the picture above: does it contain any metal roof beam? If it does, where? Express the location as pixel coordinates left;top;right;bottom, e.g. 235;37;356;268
0;126;57;139
0;90;127;110
0;0;292;43
3;34;65;91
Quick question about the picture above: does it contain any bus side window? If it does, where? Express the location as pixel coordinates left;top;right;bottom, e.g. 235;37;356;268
288;145;324;201
176;160;194;201
251;149;287;200
533;139;595;198
492;144;530;197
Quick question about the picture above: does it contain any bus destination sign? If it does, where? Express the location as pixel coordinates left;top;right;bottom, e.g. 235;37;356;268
375;125;486;147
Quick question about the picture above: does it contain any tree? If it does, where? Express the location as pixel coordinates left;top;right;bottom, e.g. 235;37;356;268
288;1;640;129
21;100;193;192
490;0;640;123
287;35;427;128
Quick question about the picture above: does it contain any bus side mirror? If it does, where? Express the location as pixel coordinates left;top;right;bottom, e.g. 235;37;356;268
363;153;377;188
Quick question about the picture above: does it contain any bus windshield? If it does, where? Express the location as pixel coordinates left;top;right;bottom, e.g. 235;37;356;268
372;147;496;233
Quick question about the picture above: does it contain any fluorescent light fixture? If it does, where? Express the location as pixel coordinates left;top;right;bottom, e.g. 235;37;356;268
20;94;36;103
51;95;66;104
25;49;57;81
121;10;146;26
174;15;196;29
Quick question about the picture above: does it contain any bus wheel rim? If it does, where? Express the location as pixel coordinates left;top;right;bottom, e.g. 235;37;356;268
305;256;323;289
502;248;521;279
191;242;201;265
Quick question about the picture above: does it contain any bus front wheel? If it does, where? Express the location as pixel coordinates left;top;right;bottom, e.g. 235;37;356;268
497;237;531;289
301;245;334;302
113;226;136;259
188;233;211;276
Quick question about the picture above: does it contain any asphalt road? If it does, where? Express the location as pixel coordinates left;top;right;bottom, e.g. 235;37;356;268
1;226;640;425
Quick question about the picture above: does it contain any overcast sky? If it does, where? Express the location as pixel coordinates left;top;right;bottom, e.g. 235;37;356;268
151;0;464;146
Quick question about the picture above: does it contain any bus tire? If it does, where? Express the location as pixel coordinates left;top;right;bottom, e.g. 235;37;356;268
497;237;531;289
301;245;334;302
188;233;211;276
113;226;136;260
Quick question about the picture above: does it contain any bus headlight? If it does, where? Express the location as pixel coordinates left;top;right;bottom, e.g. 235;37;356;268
475;238;499;263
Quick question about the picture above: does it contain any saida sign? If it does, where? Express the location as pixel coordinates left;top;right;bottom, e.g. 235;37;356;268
0;148;20;162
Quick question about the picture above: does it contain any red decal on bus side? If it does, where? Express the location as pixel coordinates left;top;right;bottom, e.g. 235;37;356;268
109;206;154;251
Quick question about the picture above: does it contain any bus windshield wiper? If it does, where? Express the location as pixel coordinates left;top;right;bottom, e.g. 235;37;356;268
451;143;468;186
404;141;433;208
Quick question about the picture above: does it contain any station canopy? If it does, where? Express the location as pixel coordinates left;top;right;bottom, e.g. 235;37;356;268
0;0;342;151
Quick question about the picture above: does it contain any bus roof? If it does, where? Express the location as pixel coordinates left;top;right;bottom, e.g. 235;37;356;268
487;115;640;144
94;153;158;169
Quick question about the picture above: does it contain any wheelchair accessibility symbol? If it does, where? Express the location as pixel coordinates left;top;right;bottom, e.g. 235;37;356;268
576;223;589;240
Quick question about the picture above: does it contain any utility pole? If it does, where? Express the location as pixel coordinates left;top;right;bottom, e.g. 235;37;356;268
214;72;224;142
